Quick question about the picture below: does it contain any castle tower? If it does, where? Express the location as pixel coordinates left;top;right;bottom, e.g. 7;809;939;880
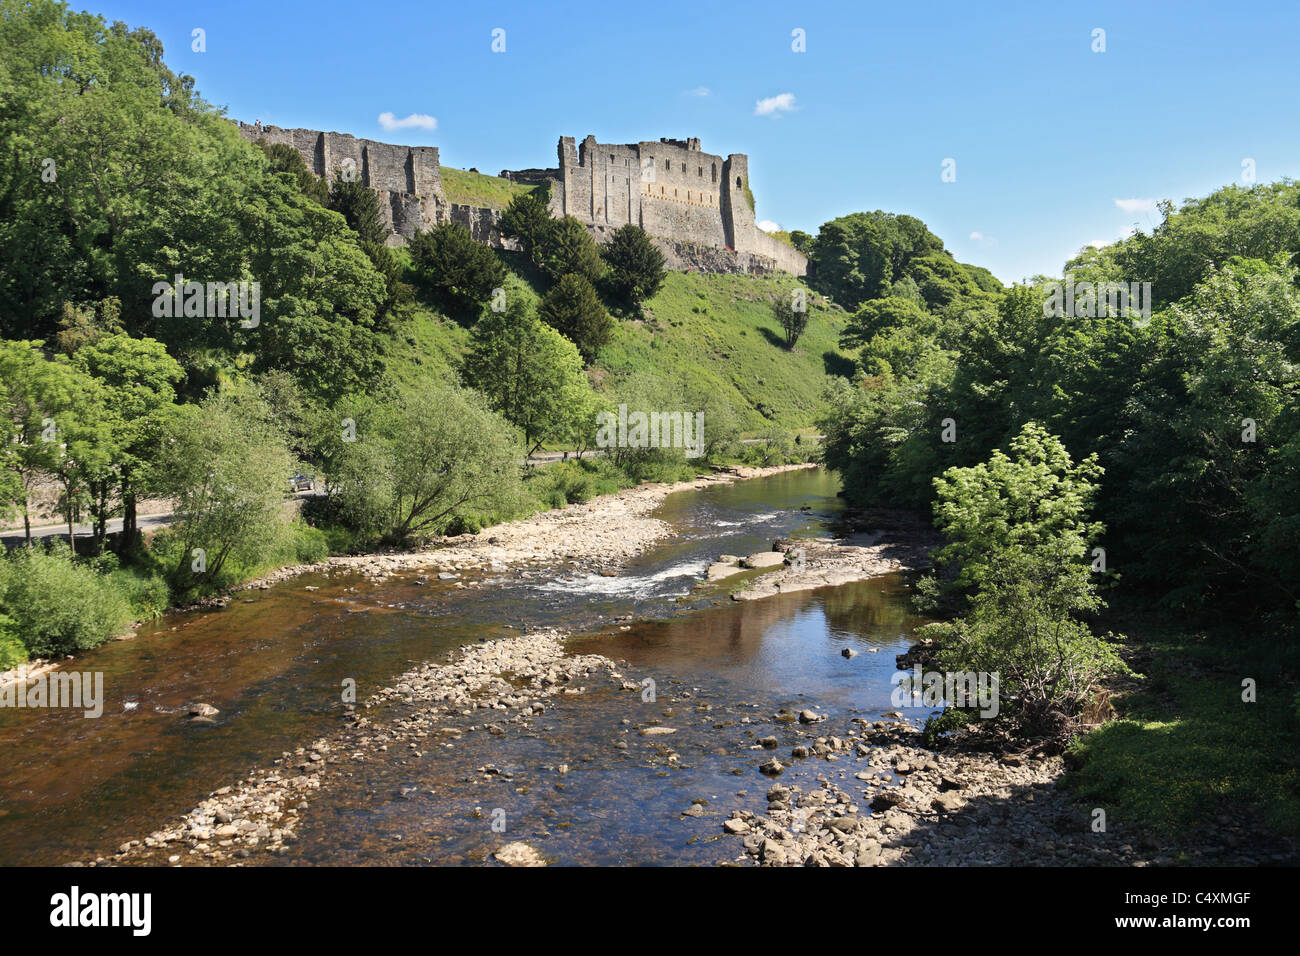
721;154;757;253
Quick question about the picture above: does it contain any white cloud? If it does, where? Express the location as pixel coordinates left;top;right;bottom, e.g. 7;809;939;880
754;93;797;117
687;86;711;97
1114;197;1158;214
378;111;437;132
969;231;997;247
1087;239;1112;249
757;220;782;232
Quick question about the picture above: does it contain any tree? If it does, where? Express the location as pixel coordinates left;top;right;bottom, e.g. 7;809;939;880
408;222;506;320
772;288;811;349
73;333;183;551
924;423;1127;739
540;216;604;285
157;391;293;591
258;141;329;206
327;387;523;543
460;293;594;455
500;190;555;268
538;273;612;363
601;224;665;310
329;178;387;246
0;340;110;547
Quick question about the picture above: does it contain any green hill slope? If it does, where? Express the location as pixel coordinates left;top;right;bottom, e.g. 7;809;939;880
385;269;850;434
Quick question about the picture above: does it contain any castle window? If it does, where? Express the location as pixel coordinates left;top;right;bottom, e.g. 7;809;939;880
673;188;678;197
712;163;717;182
736;177;742;187
698;167;703;177
663;159;669;170
660;186;665;194
681;163;686;173
687;191;691;201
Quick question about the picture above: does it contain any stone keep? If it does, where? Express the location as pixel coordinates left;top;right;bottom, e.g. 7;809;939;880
544;135;806;275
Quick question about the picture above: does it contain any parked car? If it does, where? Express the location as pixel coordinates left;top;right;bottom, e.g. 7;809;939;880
289;473;315;492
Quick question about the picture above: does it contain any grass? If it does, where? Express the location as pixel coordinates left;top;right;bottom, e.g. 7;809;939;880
384;267;853;435
600;270;850;431
1063;612;1300;842
440;167;539;210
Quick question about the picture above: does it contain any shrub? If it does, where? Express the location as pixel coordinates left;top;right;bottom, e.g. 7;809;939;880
1;544;131;657
0;613;26;670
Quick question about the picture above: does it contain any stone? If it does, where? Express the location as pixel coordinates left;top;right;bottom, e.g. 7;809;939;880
494;842;546;867
741;551;786;569
760;758;785;776
188;703;219;717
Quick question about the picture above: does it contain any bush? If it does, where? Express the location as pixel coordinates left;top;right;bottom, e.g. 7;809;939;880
1;544;132;658
290;521;330;564
106;569;171;621
0;613;26;670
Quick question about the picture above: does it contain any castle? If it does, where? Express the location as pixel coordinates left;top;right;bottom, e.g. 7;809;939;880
237;122;808;277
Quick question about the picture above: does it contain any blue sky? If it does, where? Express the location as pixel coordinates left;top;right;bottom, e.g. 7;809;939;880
87;0;1300;284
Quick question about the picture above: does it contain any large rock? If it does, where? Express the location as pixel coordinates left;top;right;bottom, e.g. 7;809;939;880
706;562;746;582
494;842;546;867
740;551;787;570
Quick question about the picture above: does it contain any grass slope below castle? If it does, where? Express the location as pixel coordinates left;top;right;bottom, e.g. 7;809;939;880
391;268;849;435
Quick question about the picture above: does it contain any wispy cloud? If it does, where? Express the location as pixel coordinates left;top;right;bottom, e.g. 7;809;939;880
969;231;997;247
1087;239;1112;249
378;111;437;132
1114;197;1158;214
687;86;711;97
757;220;781;232
754;93;797;117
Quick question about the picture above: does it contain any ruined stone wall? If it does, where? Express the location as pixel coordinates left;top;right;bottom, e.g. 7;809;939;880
237;120;807;275
447;204;521;252
238;122;444;245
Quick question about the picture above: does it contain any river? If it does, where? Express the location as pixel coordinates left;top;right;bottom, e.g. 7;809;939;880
0;468;929;866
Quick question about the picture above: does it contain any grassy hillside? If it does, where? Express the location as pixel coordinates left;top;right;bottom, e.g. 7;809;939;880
440;167;539;209
384;269;851;434
600;271;848;431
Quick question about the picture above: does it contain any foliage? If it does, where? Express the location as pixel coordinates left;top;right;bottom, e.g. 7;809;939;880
539;216;605;286
324;386;523;544
460;289;596;454
156;389;294;593
601;224;666;311
538;272;612;363
0;542;132;657
408;222;506;321
923;424;1128;738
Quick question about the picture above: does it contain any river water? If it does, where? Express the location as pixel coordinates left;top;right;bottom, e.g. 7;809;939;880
0;468;929;866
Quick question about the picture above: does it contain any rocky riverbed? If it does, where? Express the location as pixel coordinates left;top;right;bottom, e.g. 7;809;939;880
89;629;625;866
